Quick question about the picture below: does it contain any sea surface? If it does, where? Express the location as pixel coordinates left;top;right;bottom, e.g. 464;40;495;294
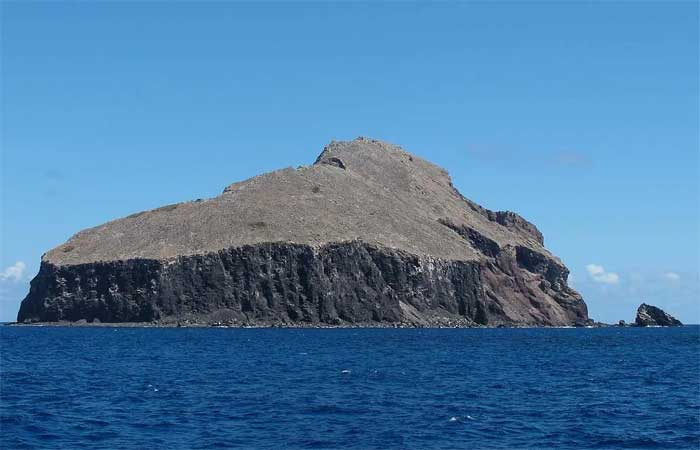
1;326;699;449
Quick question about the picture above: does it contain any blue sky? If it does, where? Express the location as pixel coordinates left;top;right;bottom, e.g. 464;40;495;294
1;2;698;323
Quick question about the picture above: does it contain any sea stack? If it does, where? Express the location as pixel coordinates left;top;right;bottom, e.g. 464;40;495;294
17;138;588;327
635;303;682;327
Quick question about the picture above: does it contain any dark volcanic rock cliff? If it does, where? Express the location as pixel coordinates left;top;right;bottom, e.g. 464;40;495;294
18;138;588;326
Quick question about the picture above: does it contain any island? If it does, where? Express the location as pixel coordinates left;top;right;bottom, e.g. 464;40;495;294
635;303;683;327
17;138;590;327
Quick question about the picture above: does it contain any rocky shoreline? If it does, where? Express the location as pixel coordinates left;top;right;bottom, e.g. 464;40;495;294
5;319;609;329
9;320;687;329
9;301;684;329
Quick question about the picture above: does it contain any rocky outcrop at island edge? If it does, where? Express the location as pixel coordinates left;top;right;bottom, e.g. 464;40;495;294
18;137;589;327
635;303;682;327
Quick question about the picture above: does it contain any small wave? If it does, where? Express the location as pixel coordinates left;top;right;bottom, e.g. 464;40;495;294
449;415;474;423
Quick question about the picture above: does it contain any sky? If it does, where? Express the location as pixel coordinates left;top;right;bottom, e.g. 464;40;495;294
1;2;698;323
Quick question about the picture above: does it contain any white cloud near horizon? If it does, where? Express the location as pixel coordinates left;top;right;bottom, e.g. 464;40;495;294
664;272;681;282
586;264;619;284
0;262;26;283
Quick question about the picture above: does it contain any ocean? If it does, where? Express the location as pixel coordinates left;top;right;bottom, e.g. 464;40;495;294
1;326;699;449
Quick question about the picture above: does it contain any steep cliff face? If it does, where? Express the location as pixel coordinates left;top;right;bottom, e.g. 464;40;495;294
18;138;588;326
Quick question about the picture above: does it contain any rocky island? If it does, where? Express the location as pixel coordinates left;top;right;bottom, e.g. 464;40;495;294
17;138;589;327
635;303;682;327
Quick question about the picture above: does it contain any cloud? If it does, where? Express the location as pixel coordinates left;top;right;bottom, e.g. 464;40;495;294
586;264;619;284
0;262;26;283
664;272;681;282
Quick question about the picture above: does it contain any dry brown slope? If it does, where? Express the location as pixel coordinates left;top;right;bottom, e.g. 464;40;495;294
46;137;547;266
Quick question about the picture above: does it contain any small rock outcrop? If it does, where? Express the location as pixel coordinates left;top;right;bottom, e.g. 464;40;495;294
17;137;588;327
635;303;682;327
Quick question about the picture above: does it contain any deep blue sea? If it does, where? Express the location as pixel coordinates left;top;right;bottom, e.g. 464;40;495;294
1;326;699;449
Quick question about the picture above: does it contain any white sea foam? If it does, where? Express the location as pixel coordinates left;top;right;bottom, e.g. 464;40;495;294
341;369;351;374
